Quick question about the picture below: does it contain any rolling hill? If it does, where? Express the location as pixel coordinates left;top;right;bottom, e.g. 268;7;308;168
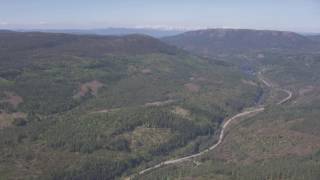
17;27;184;38
308;34;320;42
163;29;318;55
2;29;319;180
136;29;320;180
0;31;261;179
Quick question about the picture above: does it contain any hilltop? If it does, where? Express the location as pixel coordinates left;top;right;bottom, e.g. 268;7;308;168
15;27;185;38
0;31;178;56
163;28;318;55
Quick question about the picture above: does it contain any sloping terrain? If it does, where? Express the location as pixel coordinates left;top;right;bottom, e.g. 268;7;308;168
19;28;184;38
308;34;320;42
137;29;320;179
0;31;261;179
163;29;318;55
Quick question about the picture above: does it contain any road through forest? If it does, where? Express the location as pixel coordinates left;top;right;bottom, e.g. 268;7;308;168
127;72;293;179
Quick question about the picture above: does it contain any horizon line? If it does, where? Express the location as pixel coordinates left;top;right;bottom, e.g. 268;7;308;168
1;26;319;34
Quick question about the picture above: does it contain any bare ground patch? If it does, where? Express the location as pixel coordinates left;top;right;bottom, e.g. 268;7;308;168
254;127;320;157
241;79;258;86
184;83;200;92
190;75;207;82
298;85;315;96
215;118;320;163
123;127;172;151
172;106;191;118
0;111;27;129
295;85;320;104
196;77;207;82
74;80;103;98
0;92;23;108
91;108;120;114
92;99;175;114
144;99;175;107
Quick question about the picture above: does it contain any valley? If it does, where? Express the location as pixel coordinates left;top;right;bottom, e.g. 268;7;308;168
1;1;320;179
128;70;293;179
0;31;260;179
137;29;320;180
0;29;319;180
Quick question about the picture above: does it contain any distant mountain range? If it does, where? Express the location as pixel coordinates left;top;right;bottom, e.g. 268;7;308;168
14;27;185;38
0;30;179;57
307;35;320;42
162;29;319;55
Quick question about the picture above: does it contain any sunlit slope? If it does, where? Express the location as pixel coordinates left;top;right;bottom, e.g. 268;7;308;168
0;31;261;179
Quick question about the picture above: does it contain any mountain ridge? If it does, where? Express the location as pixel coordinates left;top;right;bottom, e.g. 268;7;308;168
162;28;318;55
13;27;185;38
0;30;179;56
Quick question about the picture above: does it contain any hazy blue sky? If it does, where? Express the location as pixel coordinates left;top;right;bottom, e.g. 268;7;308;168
0;0;319;32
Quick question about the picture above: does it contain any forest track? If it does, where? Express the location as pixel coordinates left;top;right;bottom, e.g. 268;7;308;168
277;88;292;105
258;71;292;105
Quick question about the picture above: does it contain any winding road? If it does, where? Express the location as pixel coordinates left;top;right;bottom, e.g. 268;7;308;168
127;72;293;179
277;88;292;105
258;71;293;105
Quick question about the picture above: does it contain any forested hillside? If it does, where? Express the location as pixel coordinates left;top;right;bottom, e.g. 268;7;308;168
137;29;320;179
163;29;319;55
0;31;261;179
308;35;320;42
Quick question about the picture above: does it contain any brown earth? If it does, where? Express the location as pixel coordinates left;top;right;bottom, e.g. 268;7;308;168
91;108;120;114
241;79;258;86
215;118;320;164
144;99;175;107
123;127;172;151
0;111;27;129
184;83;200;92
0;92;23;108
74;80;103;98
172;106;191;118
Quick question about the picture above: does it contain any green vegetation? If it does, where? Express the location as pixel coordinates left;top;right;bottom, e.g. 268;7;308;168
0;31;261;179
2;29;319;180
137;29;320;180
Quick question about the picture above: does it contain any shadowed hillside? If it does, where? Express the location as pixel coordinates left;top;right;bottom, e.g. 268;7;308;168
0;31;178;57
17;28;184;38
163;29;319;55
